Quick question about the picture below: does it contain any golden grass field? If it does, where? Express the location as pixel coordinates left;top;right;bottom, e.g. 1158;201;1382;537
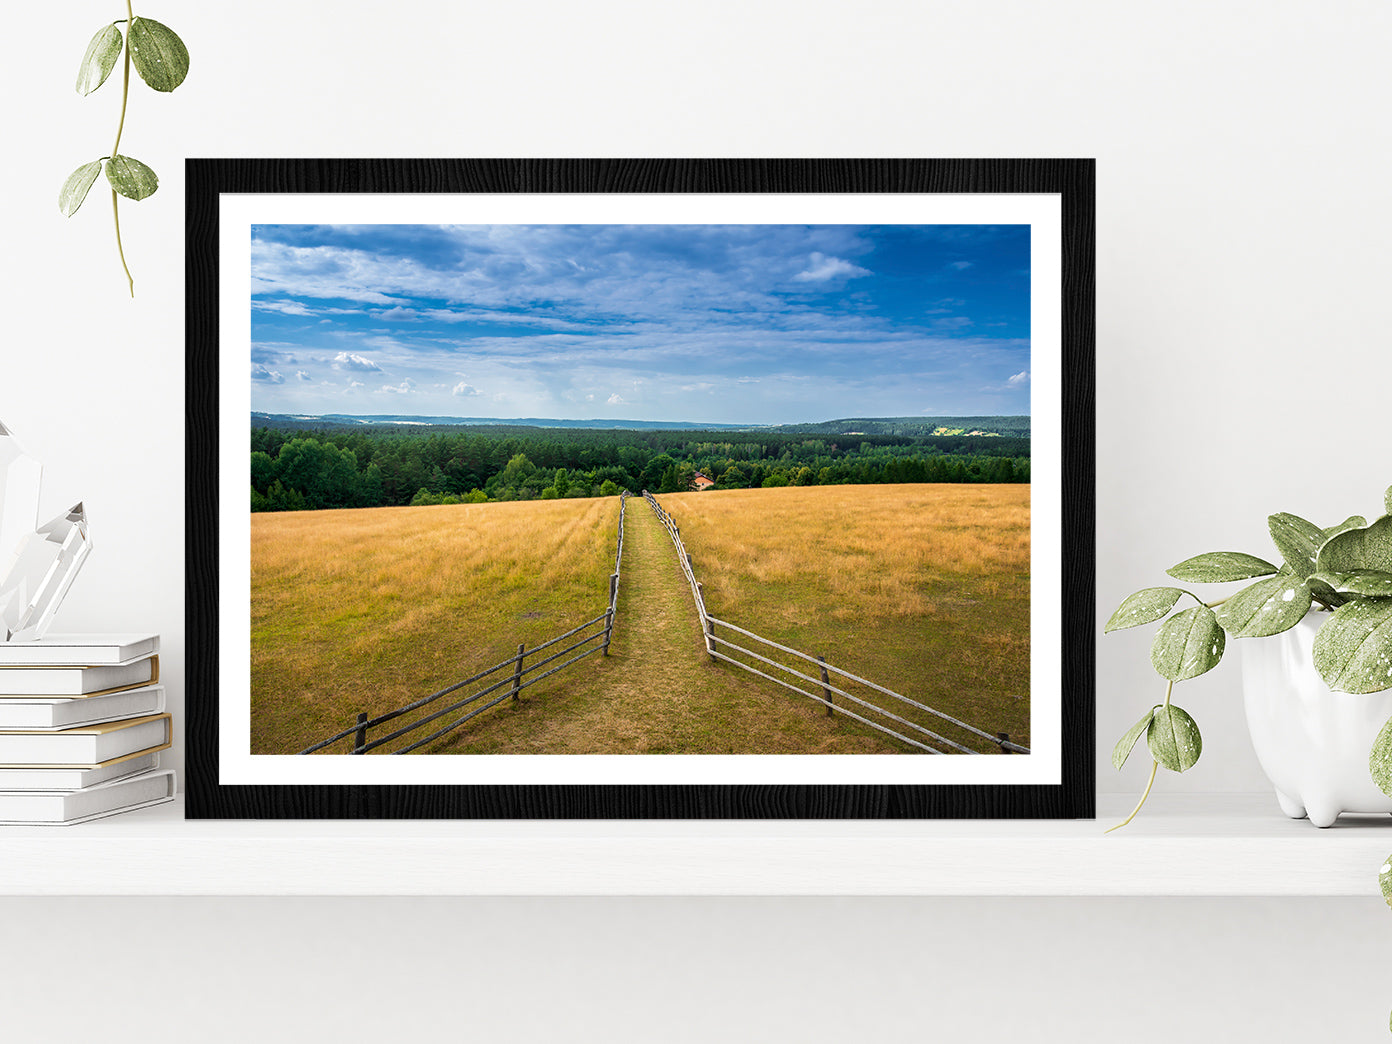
657;484;1031;749
251;497;618;753
251;483;1030;755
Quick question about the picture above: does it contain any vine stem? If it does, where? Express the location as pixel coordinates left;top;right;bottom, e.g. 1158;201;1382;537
1106;679;1175;833
111;0;135;297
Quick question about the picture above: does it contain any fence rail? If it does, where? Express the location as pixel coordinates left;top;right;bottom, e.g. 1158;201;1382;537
298;492;628;755
641;491;1027;756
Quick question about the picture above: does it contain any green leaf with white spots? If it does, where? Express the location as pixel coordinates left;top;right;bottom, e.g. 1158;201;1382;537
1386;485;1391;515
1317;514;1392;574
1150;606;1226;681
1214;575;1312;637
1324;515;1367;541
58;160;104;217
128;17;189;92
1166;551;1278;583
1309;570;1392;599
1112;708;1157;770
1370;717;1392;798
104;155;158;201
1105;588;1185;633
1305;573;1350;609
1379;846;1392;907
1312;598;1392;694
1147;704;1202;772
76;23;123;95
1268;513;1325;579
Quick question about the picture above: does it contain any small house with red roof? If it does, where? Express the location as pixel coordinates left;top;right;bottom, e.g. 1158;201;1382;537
691;474;716;491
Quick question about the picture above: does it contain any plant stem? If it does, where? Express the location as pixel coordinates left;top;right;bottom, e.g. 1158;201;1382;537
111;0;135;297
1106;759;1158;833
1106;679;1175;832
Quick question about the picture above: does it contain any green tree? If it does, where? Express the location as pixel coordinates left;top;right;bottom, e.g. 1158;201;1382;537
500;453;536;488
250;451;276;494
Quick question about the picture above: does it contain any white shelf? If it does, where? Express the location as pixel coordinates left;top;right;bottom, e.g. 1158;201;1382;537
0;794;1388;896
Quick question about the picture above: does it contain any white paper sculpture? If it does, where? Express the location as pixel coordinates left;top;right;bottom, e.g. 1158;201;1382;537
0;422;42;566
0;502;92;642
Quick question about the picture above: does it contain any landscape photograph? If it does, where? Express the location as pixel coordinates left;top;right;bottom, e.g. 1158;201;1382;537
244;221;1036;762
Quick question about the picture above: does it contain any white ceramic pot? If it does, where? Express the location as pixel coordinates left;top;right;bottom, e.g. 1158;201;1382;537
1241;611;1392;827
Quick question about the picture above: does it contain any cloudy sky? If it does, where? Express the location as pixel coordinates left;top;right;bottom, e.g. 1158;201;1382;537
249;223;1031;425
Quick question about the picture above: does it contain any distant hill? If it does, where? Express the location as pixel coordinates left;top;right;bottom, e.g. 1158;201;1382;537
769;416;1030;438
251;412;757;432
251;412;1030;437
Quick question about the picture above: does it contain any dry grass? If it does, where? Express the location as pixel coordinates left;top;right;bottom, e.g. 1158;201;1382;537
251;498;618;753
430;497;901;755
251;484;1031;756
657;484;1032;748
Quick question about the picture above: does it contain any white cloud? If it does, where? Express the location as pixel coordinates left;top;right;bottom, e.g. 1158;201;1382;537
793;252;872;283
607;393;627;405
332;351;383;372
948;260;974;271
1008;370;1029;386
295;370;312;382
376;306;419;321
381;379;416;394
452;381;481;397
252;298;316;317
251;363;284;384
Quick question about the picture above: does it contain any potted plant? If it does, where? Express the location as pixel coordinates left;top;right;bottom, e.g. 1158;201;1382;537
1106;482;1392;828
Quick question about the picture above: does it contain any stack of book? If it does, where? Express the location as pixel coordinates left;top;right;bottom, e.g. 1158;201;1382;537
0;633;174;825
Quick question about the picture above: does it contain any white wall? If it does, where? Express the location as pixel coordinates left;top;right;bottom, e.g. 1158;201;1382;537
1;2;1389;1040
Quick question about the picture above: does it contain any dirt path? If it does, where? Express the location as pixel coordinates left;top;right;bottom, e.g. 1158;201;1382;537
436;496;900;754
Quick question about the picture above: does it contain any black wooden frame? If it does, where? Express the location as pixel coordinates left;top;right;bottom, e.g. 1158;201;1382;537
185;157;1094;819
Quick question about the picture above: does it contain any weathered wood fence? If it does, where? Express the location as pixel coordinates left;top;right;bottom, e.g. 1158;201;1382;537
298;492;628;755
641;491;1028;756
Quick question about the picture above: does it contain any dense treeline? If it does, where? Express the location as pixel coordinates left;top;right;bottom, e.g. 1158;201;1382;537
249;425;1030;512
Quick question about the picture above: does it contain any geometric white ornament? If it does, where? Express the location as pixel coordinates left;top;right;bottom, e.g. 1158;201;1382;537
0;421;42;569
0;502;92;642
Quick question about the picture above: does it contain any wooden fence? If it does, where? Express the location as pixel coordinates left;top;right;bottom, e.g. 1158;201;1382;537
641;491;1028;756
298;492;628;755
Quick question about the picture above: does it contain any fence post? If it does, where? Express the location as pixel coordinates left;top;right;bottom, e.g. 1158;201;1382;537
512;643;525;702
704;616;715;659
353;712;368;753
998;732;1011;753
819;657;833;717
604;574;617;657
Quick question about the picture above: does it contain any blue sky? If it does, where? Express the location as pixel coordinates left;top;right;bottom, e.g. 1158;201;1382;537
250;223;1031;424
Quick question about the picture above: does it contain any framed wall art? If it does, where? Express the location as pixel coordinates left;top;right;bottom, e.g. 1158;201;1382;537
185;157;1094;818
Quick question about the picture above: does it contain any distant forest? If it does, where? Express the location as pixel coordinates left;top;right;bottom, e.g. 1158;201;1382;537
250;422;1031;512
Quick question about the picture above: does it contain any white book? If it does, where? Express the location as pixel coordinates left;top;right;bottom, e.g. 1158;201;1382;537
0;685;165;730
0;633;159;666
0;654;158;696
0;750;161;790
0;714;171;766
0;768;176;825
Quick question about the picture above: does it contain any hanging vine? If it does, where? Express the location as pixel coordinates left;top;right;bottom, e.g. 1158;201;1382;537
59;5;189;297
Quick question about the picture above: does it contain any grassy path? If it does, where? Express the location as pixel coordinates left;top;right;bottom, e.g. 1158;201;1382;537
435;496;900;754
